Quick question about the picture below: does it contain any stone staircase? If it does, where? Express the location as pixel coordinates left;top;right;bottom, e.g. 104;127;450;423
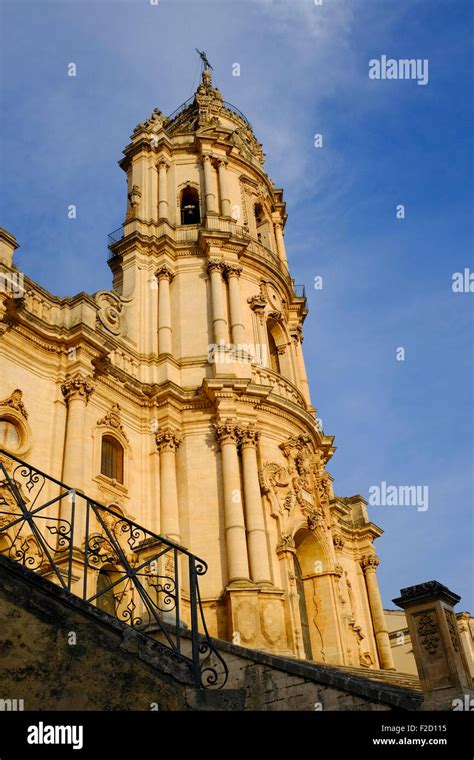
299;661;422;691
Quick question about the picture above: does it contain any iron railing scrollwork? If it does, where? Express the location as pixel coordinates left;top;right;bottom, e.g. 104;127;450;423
0;449;228;689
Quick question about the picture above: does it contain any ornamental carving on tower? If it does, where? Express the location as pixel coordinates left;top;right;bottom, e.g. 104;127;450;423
97;403;129;442
0;388;28;419
261;434;333;542
126;184;141;221
95;291;123;336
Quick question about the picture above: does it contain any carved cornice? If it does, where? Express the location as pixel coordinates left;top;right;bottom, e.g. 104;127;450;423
155;429;182;452
61;374;95;404
0;388;28;419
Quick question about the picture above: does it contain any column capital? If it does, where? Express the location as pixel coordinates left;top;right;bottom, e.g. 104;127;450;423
215;422;240;446
290;325;304;345
155;429;182;452
224;262;243;279
157;157;170;170
360;553;380;571
202;153;214;164
207;258;225;276
156;263;175;282
61;373;95;404
240;425;260;448
217;158;228;169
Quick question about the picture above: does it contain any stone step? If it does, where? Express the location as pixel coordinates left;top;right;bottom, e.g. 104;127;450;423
300;660;422;691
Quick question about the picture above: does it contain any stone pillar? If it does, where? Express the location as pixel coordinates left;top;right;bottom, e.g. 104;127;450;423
207;259;227;346
156;264;174;355
157;159;169;221
217;159;231;218
273;221;288;267
61;373;95;548
215;423;250;584
240;427;271;584
61;374;95;491
0;227;19;267
248;294;268;367
291;328;311;404
155;430;181;544
360;554;395;670
225;263;245;346
457;612;474;678
393;581;474;710
202;155;217;216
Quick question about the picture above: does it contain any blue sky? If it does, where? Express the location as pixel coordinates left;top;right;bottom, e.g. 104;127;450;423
0;0;472;610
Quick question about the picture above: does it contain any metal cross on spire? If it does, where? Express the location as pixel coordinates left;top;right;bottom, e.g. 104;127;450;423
195;49;213;71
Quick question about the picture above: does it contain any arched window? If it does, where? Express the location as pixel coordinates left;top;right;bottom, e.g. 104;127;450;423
267;328;281;374
100;435;124;483
254;203;271;248
180;186;200;225
0;419;20;449
96;569;117;616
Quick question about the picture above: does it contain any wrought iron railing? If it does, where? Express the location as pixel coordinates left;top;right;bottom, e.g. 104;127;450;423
294;284;306;298
107;226;124;247
105;218;305;303
0;449;228;689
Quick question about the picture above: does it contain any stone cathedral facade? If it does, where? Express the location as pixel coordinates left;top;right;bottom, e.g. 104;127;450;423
0;70;395;671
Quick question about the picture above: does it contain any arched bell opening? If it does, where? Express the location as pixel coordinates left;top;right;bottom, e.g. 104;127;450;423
180;185;200;225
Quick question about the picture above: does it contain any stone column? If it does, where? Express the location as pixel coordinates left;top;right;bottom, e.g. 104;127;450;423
61;373;95;548
155;430;181;543
202;155;217;216
457;612;474;678
217;159;231;218
291;328;311;404
393;581;474;710
157;159;169;221
360;554;395;670
207;259;227;346
240;427;271;584
274;221;288;268
225;263;245;346
215;423;250;584
156;264;174;356
61;374;95;491
248;294;268;367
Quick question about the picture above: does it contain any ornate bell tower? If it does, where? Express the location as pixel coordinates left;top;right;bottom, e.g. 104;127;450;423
105;66;394;669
